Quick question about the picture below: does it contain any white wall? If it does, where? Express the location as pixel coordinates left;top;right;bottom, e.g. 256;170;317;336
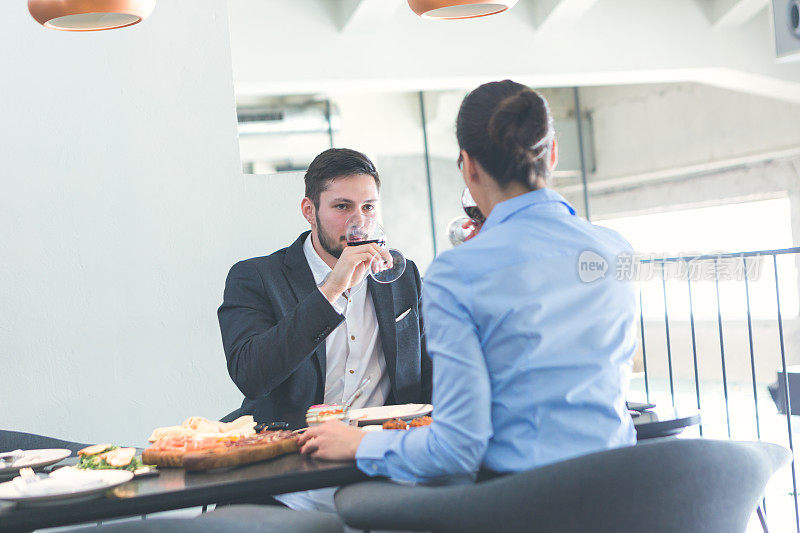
0;1;306;446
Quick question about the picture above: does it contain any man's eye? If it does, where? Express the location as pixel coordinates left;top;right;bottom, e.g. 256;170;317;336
363;205;375;211
335;204;348;210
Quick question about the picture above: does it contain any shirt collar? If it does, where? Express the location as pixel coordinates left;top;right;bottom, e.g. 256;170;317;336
481;188;576;232
303;233;367;295
303;233;333;287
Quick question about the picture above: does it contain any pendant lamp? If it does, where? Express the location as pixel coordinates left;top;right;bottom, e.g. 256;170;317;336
29;0;156;31
407;0;517;19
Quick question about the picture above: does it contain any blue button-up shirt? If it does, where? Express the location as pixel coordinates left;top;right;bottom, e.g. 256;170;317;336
356;188;637;482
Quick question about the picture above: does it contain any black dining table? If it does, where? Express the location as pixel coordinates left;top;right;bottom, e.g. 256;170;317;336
0;453;367;532
632;407;701;440
0;408;701;531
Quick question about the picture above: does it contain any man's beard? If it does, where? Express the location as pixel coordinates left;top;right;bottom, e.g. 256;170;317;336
315;212;345;259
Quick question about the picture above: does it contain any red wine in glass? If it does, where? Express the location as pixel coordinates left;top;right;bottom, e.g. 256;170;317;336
462;188;485;224
463;206;485;224
344;214;406;283
346;239;385;247
446;188;484;246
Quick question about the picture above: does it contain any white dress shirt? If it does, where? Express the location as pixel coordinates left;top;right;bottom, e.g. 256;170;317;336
302;233;390;409
274;234;391;512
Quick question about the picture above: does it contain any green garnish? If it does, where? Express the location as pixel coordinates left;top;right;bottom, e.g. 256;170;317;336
76;445;153;472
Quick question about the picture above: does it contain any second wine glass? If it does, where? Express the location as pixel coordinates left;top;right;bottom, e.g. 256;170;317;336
461;187;486;224
447;188;485;247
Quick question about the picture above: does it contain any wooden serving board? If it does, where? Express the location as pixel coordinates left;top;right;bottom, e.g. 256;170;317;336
142;432;300;471
183;438;299;471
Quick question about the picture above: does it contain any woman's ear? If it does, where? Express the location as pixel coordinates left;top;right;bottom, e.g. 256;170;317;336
300;197;316;226
461;150;480;189
549;138;559;171
461;151;490;215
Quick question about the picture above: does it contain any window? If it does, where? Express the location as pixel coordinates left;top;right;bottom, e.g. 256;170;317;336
597;198;798;320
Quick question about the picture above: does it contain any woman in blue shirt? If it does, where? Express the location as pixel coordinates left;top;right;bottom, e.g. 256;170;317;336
298;80;638;482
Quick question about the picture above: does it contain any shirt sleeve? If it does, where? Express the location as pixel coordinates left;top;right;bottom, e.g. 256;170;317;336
355;255;493;482
318;287;345;315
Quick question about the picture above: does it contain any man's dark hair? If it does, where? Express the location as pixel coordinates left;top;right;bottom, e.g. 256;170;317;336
304;148;381;208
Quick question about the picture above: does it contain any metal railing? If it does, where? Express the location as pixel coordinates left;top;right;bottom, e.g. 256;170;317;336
639;247;800;532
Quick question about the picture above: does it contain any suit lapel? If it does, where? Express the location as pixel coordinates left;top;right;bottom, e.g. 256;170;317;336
283;231;327;379
369;277;397;393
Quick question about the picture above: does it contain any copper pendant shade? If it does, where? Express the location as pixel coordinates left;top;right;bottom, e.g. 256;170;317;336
407;0;517;19
29;0;157;31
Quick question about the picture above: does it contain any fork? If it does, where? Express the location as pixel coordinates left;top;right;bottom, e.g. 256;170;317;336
343;376;372;411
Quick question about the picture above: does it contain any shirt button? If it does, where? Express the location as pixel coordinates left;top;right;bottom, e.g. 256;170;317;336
349;370;355;374
351;335;356;341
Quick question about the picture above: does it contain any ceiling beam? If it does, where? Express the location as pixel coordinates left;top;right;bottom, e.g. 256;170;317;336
698;0;768;27
532;0;602;32
229;0;800;104
337;0;403;33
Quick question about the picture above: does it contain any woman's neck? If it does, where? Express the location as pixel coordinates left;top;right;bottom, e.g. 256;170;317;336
483;182;537;217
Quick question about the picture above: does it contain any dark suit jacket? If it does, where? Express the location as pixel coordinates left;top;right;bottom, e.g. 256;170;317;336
218;231;432;428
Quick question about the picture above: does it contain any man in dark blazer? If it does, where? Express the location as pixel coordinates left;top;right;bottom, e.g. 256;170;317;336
218;148;431;431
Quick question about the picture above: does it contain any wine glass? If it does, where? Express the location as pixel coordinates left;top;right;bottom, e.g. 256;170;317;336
461;187;485;224
345;214;406;283
447;216;481;246
447;188;485;246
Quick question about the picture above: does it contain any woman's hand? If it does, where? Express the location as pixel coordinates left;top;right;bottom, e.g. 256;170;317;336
297;420;366;461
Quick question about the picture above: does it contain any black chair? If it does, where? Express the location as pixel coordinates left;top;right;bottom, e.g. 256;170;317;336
334;438;790;533
0;429;88;455
66;505;344;532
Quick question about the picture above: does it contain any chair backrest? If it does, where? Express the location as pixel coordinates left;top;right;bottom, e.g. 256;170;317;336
0;430;88;455
445;438;790;533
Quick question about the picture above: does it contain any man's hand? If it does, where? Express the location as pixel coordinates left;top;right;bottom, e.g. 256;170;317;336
319;243;392;304
297;420;366;461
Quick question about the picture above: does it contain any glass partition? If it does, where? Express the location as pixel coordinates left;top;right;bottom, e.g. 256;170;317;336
236;91;435;274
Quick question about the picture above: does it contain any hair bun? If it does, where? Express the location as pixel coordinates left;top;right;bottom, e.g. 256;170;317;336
487;89;552;165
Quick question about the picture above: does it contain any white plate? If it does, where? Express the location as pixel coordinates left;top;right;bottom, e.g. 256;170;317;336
0;449;71;480
349;404;432;426
0;469;133;505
